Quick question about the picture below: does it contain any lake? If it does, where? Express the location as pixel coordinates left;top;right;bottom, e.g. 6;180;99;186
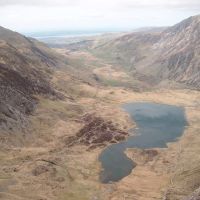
99;102;187;183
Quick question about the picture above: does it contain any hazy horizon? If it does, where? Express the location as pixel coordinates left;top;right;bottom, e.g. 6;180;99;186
1;0;200;36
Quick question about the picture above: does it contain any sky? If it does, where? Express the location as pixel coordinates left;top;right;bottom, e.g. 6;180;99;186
0;0;200;35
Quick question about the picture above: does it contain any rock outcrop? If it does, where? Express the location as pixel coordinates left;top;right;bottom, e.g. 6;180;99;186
65;114;129;149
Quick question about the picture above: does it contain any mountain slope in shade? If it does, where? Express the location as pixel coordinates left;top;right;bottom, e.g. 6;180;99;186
93;15;200;89
0;26;67;133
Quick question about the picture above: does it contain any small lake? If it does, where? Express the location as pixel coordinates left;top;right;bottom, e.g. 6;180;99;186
99;102;187;183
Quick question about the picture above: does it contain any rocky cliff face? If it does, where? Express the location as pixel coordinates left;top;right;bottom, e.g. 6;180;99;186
0;27;66;133
151;15;200;88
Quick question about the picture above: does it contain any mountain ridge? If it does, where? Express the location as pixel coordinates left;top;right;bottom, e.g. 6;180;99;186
92;14;200;89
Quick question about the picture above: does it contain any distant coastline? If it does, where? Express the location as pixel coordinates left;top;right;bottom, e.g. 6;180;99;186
24;30;124;39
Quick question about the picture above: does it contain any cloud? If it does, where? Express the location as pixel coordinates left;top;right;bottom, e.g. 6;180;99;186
0;0;81;6
0;0;200;33
0;0;200;9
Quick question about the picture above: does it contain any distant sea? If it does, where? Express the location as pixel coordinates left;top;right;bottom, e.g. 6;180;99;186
25;30;122;39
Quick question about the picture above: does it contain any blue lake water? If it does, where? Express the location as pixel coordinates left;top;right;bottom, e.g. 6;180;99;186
99;102;187;183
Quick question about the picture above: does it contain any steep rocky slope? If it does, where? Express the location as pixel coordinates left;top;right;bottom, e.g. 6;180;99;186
92;15;200;89
147;15;200;88
0;26;67;134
